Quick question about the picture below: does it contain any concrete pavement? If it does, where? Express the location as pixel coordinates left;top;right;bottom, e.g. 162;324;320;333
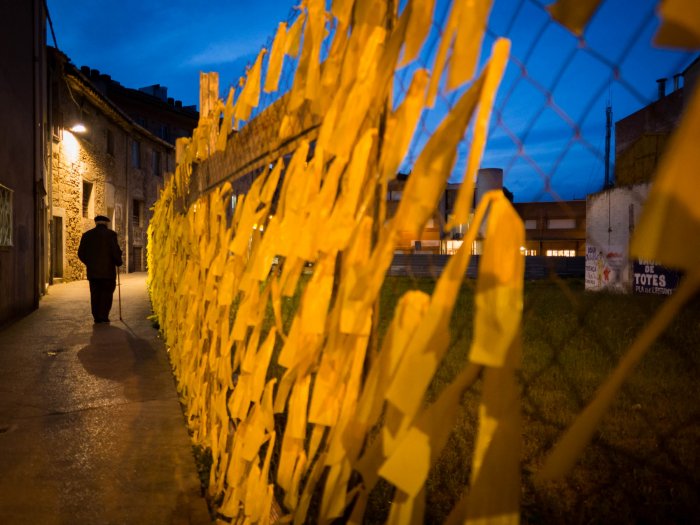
0;273;211;524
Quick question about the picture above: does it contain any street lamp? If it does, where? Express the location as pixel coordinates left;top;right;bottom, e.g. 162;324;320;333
69;122;87;133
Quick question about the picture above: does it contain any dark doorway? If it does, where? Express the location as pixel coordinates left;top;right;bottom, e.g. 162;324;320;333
51;216;63;279
132;246;143;272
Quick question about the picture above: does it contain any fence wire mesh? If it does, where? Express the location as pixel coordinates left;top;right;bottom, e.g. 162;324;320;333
153;0;700;523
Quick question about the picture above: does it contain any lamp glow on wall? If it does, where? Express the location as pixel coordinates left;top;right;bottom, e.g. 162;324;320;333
62;129;81;164
69;122;87;133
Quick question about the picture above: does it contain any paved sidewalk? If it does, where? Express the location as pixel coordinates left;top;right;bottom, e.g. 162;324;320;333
0;273;211;524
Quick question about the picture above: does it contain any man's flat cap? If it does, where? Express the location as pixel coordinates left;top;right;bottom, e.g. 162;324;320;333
94;215;110;223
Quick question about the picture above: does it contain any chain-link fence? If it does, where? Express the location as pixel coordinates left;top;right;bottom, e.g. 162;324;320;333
151;0;700;522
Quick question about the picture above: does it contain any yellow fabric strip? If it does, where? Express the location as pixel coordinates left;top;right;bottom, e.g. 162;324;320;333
300;254;336;334
216;87;235;152
463;367;521;525
287;0;325;111
319;457;353;520
278;316;301;369
251;329;276;403
284;450;307;510
447;0;492;90
448;38;510;229
285;11;305;58
547;0;604;36
304;0;326;103
393;46;514;238
387;487;425;525
378;363;480;498
234;48;267;123
287;374;311;440
331;0;354;27
469;191;524;368
425;0;459;108
655;0;700;47
380;68;429;184
294;451;327;525
277;429;303;492
400;0;435;67
318;21;349;112
308;351;343;426
318;27;387;160
354;290;430;428
264;22;288;93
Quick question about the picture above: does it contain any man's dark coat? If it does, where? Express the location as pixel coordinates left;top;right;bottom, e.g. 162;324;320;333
78;224;123;279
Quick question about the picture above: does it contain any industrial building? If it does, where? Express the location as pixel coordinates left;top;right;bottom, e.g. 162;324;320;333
586;57;699;293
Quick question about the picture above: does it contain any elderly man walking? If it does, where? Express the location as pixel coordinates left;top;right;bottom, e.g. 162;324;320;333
78;215;123;324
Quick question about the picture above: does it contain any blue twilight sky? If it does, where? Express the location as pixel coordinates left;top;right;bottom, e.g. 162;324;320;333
47;0;697;202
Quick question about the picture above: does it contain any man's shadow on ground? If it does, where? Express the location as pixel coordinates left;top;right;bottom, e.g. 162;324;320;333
77;322;168;401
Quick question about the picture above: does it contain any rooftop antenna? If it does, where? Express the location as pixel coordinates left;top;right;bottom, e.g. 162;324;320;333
604;86;613;189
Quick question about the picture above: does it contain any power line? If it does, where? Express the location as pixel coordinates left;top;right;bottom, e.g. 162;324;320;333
43;0;59;50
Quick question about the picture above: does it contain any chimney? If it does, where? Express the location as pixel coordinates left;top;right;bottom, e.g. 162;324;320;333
167;97;174;106
80;65;90;75
475;168;504;207
175;100;182;108
656;77;667;99
91;68;100;78
673;73;682;91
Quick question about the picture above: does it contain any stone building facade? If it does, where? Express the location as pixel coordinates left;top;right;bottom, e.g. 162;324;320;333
48;49;175;282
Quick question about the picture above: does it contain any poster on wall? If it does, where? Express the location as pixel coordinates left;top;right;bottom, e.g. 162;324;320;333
632;260;681;295
585;244;625;291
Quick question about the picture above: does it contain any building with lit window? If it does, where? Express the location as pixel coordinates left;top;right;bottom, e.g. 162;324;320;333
514;200;586;257
387;168;585;257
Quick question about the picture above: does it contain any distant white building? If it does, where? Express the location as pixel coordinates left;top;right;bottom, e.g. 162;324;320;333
586;184;649;292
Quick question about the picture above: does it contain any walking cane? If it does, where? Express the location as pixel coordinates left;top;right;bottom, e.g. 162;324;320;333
117;265;123;321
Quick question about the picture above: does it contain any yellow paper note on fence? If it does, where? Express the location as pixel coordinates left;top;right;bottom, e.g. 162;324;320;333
265;22;287;93
400;0;435;67
470;192;524;369
448;0;491;90
655;0;700;47
287;375;311;440
547;0;604;36
379;427;430;497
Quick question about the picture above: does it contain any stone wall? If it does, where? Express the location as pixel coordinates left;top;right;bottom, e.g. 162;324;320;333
52;127;109;280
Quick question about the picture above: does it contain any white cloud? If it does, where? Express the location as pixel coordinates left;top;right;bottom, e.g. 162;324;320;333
185;41;258;67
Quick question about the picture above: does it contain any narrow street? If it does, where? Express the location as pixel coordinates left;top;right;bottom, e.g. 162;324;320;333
0;273;210;524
